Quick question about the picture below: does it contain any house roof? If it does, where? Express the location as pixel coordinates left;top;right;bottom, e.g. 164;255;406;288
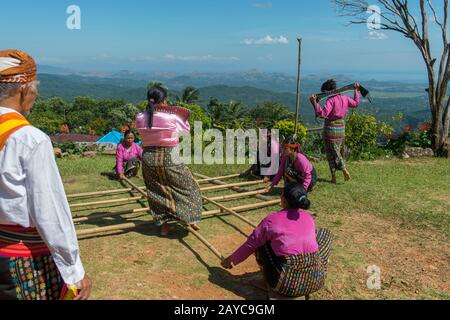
50;134;100;143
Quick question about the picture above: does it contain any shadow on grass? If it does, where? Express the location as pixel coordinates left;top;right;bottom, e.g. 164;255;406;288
178;239;267;300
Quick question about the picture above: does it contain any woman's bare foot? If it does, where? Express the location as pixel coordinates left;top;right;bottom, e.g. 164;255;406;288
190;224;200;231
343;169;352;181
160;223;171;236
331;175;337;184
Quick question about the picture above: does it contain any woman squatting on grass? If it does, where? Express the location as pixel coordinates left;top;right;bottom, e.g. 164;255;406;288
221;183;333;299
266;136;318;194
115;130;143;180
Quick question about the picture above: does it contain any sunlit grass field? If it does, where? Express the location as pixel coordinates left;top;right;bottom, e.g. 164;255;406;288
58;155;450;300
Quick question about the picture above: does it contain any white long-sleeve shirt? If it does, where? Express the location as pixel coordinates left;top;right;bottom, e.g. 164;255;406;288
0;106;85;285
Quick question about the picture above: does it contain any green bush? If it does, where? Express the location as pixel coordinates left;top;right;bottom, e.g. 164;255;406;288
178;102;212;130
345;111;393;160
385;123;433;155
273;120;307;144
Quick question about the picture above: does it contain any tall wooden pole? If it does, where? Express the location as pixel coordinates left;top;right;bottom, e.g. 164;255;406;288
294;38;303;139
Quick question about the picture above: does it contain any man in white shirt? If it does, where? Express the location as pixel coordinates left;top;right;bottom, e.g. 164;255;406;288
0;49;91;300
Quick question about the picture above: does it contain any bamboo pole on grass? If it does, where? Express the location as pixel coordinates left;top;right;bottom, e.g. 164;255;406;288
76;199;280;237
202;195;258;228
208;189;267;201
122;177;225;261
73;207;150;223
200;180;265;193
67;173;241;200
70;196;145;208
74;198;280;225
193;172;271;201
67;186;146;199
195;174;241;184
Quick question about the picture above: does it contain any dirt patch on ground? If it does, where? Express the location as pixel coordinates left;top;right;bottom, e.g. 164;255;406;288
324;213;450;299
432;194;450;205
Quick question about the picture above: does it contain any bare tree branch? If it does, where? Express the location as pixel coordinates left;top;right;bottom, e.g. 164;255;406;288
332;0;450;151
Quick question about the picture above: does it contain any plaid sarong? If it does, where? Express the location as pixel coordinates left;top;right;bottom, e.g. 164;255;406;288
142;147;202;226
323;119;346;174
257;228;333;298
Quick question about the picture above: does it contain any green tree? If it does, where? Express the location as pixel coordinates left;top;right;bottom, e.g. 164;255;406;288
249;101;292;128
179;86;200;104
273;120;308;144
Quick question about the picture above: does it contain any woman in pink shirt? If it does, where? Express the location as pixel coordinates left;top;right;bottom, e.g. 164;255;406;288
136;86;202;236
267;136;317;193
310;80;360;184
115;130;143;180
221;183;333;298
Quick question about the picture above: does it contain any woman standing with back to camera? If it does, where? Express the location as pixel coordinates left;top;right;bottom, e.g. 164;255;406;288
135;86;202;236
310;80;360;184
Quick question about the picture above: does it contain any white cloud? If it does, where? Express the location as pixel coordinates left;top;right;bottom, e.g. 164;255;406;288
253;2;272;9
368;31;388;40
242;35;289;45
164;54;240;61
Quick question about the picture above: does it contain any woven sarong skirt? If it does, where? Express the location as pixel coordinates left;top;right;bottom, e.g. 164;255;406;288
256;228;333;298
142;146;203;226
323;119;346;173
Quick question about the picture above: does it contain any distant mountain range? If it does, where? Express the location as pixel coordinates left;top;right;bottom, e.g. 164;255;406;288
37;66;431;126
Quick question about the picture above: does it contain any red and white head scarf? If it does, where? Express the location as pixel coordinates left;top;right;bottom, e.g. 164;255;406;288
0;50;37;83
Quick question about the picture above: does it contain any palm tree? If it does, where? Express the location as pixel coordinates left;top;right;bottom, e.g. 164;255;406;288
147;81;164;90
180;86;200;104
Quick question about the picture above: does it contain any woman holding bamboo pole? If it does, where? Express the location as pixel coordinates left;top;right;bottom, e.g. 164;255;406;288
221;183;333;298
310;80;360;184
135;85;202;236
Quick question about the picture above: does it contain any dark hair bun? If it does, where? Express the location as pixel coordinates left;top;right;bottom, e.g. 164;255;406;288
283;182;311;210
321;79;337;93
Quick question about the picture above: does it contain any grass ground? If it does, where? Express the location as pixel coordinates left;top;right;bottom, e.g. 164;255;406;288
57;155;450;300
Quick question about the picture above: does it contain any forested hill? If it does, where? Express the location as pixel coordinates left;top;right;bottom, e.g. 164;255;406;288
37;72;431;127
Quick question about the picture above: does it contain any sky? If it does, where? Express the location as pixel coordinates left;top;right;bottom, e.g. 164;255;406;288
0;0;446;81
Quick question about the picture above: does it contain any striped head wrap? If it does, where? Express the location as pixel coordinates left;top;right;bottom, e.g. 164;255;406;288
0;50;37;83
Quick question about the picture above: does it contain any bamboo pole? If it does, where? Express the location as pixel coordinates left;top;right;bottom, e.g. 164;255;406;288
208;189;267;201
67;186;146;199
200;180;265;193
202;196;257;228
73;207;150;223
294;38;303;139
76;199;280;236
185;226;224;261
122;177;225;262
70;196;145;208
77;220;153;237
195;174;241;184
193;172;271;202
67;174;240;200
74;198;280;225
123;177;149;198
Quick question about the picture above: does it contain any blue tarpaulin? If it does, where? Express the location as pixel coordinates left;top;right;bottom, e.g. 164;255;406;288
96;130;123;144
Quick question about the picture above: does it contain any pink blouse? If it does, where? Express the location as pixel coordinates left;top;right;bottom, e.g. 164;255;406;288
231;209;319;266
271;152;314;190
135;106;191;147
115;142;143;175
314;90;360;121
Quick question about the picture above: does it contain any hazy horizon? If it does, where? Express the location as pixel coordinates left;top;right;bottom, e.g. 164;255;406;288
37;63;429;84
